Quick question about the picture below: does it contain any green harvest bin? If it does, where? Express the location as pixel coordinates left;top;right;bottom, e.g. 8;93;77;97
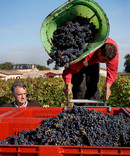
40;0;110;64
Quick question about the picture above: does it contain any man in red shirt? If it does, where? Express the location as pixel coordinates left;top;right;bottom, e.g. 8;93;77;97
62;37;119;105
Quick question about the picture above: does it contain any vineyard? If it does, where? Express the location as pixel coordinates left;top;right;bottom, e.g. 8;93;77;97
0;75;129;107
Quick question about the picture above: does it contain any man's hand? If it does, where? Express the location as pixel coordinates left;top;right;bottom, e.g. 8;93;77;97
63;83;71;97
103;83;111;100
43;105;49;108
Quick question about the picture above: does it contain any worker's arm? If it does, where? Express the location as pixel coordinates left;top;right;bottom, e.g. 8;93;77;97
103;83;111;100
103;52;119;100
62;60;85;96
63;82;71;97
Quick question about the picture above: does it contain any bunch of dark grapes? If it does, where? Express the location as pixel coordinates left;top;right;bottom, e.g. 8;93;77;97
47;16;98;69
0;106;129;147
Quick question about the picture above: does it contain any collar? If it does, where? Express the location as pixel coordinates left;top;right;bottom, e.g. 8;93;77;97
14;100;28;107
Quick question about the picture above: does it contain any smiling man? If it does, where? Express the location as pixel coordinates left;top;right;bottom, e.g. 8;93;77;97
62;37;119;106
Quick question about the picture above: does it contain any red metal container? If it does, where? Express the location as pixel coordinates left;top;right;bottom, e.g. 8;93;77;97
0;107;129;156
0;107;17;116
0;107;125;118
4;107;63;118
0;145;130;156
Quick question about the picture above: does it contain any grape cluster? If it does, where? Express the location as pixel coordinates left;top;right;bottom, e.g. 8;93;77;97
0;106;129;147
47;16;98;69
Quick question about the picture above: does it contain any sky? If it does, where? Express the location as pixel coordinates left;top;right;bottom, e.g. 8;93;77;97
0;0;130;72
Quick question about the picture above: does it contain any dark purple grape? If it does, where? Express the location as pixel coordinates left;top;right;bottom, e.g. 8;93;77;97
47;16;99;68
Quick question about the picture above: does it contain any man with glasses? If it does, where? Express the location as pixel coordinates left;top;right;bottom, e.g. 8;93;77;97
2;81;48;107
62;37;119;106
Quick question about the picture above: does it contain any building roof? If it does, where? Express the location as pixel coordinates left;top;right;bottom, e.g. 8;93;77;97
22;70;63;75
45;72;57;76
100;68;107;71
0;70;23;75
10;64;37;70
0;69;63;77
0;74;6;78
0;68;107;76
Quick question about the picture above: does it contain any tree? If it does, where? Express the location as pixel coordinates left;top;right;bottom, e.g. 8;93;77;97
36;64;50;70
0;62;13;70
0;62;50;71
124;54;130;73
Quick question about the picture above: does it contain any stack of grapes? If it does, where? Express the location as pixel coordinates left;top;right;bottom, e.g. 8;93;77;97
47;16;98;69
0;106;129;147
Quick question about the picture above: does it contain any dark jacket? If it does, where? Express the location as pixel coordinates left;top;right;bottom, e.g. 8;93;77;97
1;100;41;107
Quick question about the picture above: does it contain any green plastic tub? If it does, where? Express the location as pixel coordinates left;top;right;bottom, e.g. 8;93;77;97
40;0;110;64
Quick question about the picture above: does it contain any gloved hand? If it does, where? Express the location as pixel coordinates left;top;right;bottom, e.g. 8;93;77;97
43;105;49;108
